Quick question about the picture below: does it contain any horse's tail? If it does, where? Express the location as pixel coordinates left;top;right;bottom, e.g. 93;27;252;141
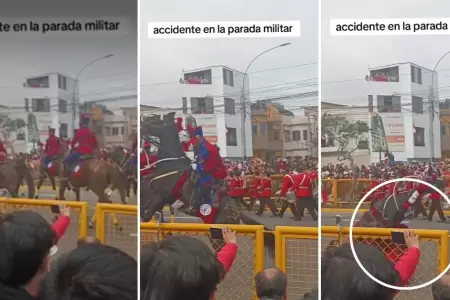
239;212;275;258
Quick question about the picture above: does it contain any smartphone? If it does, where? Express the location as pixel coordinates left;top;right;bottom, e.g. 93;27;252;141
50;205;60;214
391;231;406;245
210;227;224;240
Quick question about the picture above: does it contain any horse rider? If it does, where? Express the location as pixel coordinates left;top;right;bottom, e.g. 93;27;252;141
43;127;61;175
292;168;317;221
0;139;6;162
140;140;156;178
256;170;279;217
278;168;299;220
64;117;98;177
191;126;227;211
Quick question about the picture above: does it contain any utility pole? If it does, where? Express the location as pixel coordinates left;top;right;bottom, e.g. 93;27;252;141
429;86;435;163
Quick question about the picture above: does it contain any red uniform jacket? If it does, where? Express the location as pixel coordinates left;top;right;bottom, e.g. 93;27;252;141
71;128;97;155
200;140;227;180
260;176;272;198
250;175;261;198
228;177;247;197
45;136;61;157
132;136;138;154
140;151;157;177
279;174;296;197
293;173;312;197
369;180;385;201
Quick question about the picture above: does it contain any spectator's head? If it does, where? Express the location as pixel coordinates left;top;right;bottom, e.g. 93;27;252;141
321;243;399;300
46;244;136;300
141;235;222;300
0;210;56;296
432;275;450;300
254;268;287;300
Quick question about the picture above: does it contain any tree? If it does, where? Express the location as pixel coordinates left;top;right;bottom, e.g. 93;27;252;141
0;115;27;154
321;113;369;161
321;113;369;206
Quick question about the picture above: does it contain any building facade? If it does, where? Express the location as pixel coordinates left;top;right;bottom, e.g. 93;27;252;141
23;73;78;142
283;108;318;158
180;65;252;159
366;62;441;162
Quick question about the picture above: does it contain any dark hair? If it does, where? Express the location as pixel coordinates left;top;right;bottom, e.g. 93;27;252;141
141;235;222;300
254;268;287;300
0;210;55;286
51;244;137;300
432;277;450;300
321;243;399;300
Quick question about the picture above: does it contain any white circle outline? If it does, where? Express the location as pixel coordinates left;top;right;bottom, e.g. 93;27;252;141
349;177;450;291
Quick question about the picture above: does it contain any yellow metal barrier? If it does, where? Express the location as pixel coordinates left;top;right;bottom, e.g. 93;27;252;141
140;222;264;300
0;198;88;253
321;226;449;300
95;203;138;259
274;226;319;299
323;179;372;207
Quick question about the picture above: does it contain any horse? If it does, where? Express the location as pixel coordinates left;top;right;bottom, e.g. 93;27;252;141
35;141;81;200
58;145;128;206
140;112;275;254
0;158;35;198
108;146;137;201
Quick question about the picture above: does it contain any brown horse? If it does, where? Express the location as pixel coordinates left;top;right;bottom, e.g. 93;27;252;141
0;158;35;198
58;155;128;205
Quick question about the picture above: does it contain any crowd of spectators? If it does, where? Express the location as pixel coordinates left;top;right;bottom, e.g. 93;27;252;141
0;208;137;300
224;156;318;175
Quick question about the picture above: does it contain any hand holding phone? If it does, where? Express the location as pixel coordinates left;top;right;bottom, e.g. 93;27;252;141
391;231;406;245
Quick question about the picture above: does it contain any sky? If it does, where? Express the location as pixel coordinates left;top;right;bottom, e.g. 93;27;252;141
0;0;137;111
140;0;318;114
322;0;450;106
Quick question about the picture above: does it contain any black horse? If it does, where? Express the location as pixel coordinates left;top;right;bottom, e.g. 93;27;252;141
140;112;275;253
358;179;443;228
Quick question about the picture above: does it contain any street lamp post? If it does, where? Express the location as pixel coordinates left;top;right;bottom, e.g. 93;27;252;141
71;54;114;136
240;43;291;160
429;50;450;162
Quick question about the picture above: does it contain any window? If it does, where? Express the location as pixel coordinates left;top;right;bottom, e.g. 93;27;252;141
226;127;237;146
31;98;50;112
24;98;29;112
190;97;214;114
105;127;111;136
26;76;49;88
223;68;234;86
284;130;291;142
358;140;369;149
303;130;308;141
411;96;423;114
58;75;67;90
58;99;67;113
252;123;257;135
411;65;422;85
377;95;401;113
17;132;25;141
292;131;301;141
112;127;119;136
368;95;373;112
121;127;125;135
224;98;235;114
368;66;399;82
59;123;68;138
442;125;447;135
414;127;425;146
260;123;267;135
273;129;280;141
182;69;212;84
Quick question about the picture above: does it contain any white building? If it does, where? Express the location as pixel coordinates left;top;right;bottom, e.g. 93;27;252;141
23;73;78;142
283;108;318;158
366;62;441;162
179;65;252;159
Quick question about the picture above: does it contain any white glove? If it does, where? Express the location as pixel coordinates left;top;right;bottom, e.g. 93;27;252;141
191;163;197;170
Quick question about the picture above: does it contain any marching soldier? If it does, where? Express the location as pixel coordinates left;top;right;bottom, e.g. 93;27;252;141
278;168;299;220
248;168;262;211
292;168;317;221
256;171;279;216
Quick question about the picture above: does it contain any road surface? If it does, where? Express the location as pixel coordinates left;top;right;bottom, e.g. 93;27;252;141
16;185;138;260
